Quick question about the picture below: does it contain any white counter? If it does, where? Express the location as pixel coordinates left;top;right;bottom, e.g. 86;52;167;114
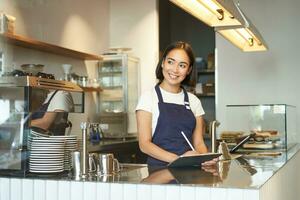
1;145;300;200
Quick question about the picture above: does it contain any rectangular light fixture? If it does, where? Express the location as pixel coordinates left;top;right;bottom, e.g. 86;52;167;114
215;5;268;51
169;0;268;52
169;0;245;27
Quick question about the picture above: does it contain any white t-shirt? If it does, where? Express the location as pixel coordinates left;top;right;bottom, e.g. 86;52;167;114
136;87;205;135
45;90;74;112
14;90;74;113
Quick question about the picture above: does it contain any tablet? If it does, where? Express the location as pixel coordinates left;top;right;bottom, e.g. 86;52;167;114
167;153;222;168
168;167;221;184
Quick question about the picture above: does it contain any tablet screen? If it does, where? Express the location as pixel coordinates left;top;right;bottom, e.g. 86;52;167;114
167;153;221;168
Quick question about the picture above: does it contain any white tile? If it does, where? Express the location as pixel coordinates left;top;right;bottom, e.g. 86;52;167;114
123;184;137;200
180;186;195;200
0;178;10;200
110;183;124;200
96;182;110;200
22;179;34;200
10;178;22;200
33;179;46;200
211;188;227;200
151;185;166;200
166;185;180;200
83;182;97;200
195;187;210;199
45;180;58;200
70;181;83;200
243;189;259;200
226;189;244;200
58;181;70;200
137;184;151;200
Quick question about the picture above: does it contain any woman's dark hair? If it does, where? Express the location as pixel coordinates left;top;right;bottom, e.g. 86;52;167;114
156;41;196;86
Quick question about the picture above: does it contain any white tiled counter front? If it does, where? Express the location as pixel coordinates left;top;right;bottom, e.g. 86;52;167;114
1;145;300;200
0;179;259;200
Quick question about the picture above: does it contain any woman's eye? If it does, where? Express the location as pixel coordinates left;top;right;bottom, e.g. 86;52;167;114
179;64;187;68
167;60;174;65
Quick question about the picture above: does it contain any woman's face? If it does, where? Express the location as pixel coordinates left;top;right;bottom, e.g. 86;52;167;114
162;48;191;87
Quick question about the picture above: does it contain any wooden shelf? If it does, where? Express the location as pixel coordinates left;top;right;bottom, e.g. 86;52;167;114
1;33;102;60
198;69;215;74
81;87;103;92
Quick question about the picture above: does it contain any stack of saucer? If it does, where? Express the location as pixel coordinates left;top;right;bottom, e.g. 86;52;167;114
50;135;78;171
29;137;65;173
27;129;50;150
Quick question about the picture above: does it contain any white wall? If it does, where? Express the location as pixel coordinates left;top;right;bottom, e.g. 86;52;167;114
1;0;109;54
109;0;159;134
0;0;110;135
216;0;300;139
109;0;159;93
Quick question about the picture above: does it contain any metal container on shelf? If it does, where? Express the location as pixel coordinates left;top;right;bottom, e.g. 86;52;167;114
98;53;139;139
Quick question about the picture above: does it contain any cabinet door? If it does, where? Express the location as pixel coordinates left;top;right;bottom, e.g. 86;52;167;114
98;59;123;88
98;57;125;113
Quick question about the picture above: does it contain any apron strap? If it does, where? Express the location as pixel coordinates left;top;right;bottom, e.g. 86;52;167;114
155;84;164;103
182;87;190;106
181;87;191;110
46;90;59;105
155;84;191;107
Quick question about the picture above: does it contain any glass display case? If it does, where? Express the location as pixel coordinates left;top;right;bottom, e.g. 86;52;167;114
98;54;139;138
0;76;84;174
224;104;297;152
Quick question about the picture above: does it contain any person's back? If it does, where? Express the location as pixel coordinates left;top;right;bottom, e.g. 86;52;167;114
31;90;74;135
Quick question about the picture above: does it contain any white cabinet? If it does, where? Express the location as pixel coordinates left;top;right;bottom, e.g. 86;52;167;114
98;54;139;138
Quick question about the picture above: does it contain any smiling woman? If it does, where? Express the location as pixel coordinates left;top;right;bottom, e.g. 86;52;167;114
135;41;215;166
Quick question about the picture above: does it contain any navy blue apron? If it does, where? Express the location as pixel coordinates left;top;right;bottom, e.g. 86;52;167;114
147;84;196;166
31;90;68;135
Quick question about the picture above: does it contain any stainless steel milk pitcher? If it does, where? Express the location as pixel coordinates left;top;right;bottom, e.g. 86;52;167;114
97;153;120;176
88;153;98;174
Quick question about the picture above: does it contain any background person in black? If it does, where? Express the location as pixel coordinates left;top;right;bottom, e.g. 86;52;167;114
31;90;74;135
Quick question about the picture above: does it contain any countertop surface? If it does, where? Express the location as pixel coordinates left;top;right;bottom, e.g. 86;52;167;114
1;144;299;189
107;144;299;189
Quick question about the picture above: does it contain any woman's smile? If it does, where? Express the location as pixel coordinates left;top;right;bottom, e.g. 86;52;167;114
161;48;191;92
168;72;179;80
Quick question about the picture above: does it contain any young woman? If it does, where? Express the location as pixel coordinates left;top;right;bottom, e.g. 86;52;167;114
136;41;213;166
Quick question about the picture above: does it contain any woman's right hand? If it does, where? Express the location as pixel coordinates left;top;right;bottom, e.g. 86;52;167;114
181;150;200;156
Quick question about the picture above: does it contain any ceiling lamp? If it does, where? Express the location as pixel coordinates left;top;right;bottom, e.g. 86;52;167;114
170;0;268;52
169;0;245;27
215;4;268;51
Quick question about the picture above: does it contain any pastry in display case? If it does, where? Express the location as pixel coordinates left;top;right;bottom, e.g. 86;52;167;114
98;53;139;138
224;104;297;152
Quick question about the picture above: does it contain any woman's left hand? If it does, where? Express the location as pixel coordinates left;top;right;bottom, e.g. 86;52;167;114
201;157;219;166
201;161;219;176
